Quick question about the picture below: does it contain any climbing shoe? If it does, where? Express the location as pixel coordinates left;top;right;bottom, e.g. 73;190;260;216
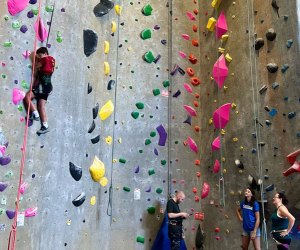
36;126;49;135
31;114;40;121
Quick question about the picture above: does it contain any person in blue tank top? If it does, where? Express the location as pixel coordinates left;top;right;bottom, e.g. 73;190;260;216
270;192;295;250
236;188;261;250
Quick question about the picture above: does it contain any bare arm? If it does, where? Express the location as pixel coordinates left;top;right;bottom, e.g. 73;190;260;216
236;207;243;221
279;206;295;236
168;212;189;219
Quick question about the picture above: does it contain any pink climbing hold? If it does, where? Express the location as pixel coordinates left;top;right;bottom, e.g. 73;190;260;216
22;50;31;59
186;11;196;21
19;182;28;195
0;145;6;156
215;11;228;39
184;105;197;116
187;137;198;153
183;83;193;93
179;51;187;58
201;182;210;199
212;136;221;151
213;54;228;89
181;34;190;40
213;103;231;129
25;207;37;217
213;159;220;173
7;0;29;16
12;87;25;105
34;17;48;42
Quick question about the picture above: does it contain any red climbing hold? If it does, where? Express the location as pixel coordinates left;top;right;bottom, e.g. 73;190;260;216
192;24;198;33
189;54;198;64
190;77;201;86
187;67;195;76
192;39;199;47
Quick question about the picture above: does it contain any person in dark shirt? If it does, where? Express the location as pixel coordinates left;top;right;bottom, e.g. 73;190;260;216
23;47;55;135
167;191;189;250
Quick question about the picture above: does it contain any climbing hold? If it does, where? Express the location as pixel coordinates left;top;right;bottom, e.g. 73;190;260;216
6;210;15;219
190;77;200;86
184;105;197;116
12;88;25;105
136;102;144;110
104;62;110;75
215;11;228;39
107;80;115;90
206;17;216;31
211;0;222;9
145;139;151;145
225;53;232;62
187;67;195;77
286;39;293;49
104;41;110;54
235;159;244;169
88;120;96;133
162;80;170;88
212;136;221;151
83;29;98;57
181;34;190;40
156;124;167;146
271;82;279;89
93;0;114;17
131;111;139;119
89;156;105;183
201;182;210;199
254;38;264;50
265;184;274;192
69;162;82;181
269;108;278;117
184;116;192;125
105;136;112;145
136;236;145;244
147;206;155;214
91;135;100;144
0;182;8;192
213;54;228;89
187;11;196;20
142;4;153;16
99;100;114;121
213;103;231;129
156;188;163;194
188;137;198;153
170;64;179;75
72;193;86;207
111;21;117;33
271;0;280;18
0;155;11;166
11;20;20;29
267;63;278;73
134;166;140;173
34;17;48;42
87;83;92;94
148;168;155;176
153;89;160;96
143;51;155;63
123;186;131;192
114;4;122;15
266;28;276;41
99;177;108;187
179;51;187;58
281;64;289;73
189;54;198;64
141;28;152;40
288;112;296;119
183;83;193;93
7;0;29;16
193;24;198;32
192;39;199;47
213;160;220;173
90;196;96;205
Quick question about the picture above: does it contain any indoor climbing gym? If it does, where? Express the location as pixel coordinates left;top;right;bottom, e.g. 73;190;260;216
0;0;299;249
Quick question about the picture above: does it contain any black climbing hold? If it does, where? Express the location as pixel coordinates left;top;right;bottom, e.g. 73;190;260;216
87;83;92;94
265;184;274;192
172;90;181;98
258;142;266;147
254;38;264;50
107;80;116;90
248;174;259;190
153;54;161;64
93;0;114;17
267;63;278;73
266;28;276;41
72;192;86;207
264;106;270;112
259;85;267;94
283;15;288;21
235;159;244;169
88;120;96;133
93;103;99;119
271;0;280;18
91;135;100;144
265;120;272;126
288;112;296;119
281;64;289;73
286;39;293;49
69;162;82;181
83;29;98;57
272;82;279;89
195;224;205;248
183;116;192;125
177;67;185;76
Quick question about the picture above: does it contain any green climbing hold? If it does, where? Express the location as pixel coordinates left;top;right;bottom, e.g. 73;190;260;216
153;89;160;96
150;131;156;137
131;111;139;119
148;168;155;175
161;160;166;165
4;15;9;21
139;149;143;153
21;80;29;89
12;21;20;29
17;105;23;112
1;74;7;79
162;80;170;88
5;170;13;177
136;236;145;244
144;51;155;63
141;28;152;40
149;115;153;118
45;5;54;12
175;141;179;144
56;37;63;43
0;110;3;114
119;158;126;164
142;4;153;16
0;208;5;215
147;206;155;214
32;7;38;15
123;186;131;192
135;102;144;109
3;41;13;48
145;139;151;145
129;86;133;89
156;188;163;194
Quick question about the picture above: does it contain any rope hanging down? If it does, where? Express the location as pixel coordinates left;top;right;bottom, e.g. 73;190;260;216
8;0;43;250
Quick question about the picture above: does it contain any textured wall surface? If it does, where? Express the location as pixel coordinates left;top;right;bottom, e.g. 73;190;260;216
0;0;299;249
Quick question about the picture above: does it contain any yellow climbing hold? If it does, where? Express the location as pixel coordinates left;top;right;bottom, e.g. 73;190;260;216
240;146;244;150
225;53;232;62
211;0;222;9
118;138;122;143
218;47;225;53
104;41;110;54
221;34;229;42
222;157;226;162
209;118;213;125
105;136;112;145
223;168;227;173
104;62;110;75
115;5;122;15
223;85;228;91
99;176;108;187
90;196;96;205
113;159;117;163
89;156;105;182
99;100;114;121
231;103;237;109
206;17;216;31
221;129;226;135
232;137;238;142
111;21;117;33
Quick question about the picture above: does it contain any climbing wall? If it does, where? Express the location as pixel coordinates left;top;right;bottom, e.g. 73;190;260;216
0;0;299;250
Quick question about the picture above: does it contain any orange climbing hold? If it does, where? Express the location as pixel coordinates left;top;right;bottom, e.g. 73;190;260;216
195;159;201;165
189;54;198;64
193;9;198;15
183;140;188;146
193;100;199;107
187;67;195;76
194;93;200;98
192;39;199;47
194;126;200;132
196;172;201;177
191;77;201;86
193;24;198;32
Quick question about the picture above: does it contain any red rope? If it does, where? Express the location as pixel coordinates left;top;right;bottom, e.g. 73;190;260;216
8;0;43;249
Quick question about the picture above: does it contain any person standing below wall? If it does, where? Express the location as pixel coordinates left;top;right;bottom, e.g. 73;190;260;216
270;192;295;250
236;188;261;250
167;191;189;250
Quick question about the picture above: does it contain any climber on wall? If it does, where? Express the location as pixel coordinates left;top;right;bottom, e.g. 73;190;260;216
236;188;261;250
23;47;55;135
167;191;190;250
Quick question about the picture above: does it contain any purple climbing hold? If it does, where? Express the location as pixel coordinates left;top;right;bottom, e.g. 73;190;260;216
20;25;28;33
154;148;159;156
153;54;161;64
170;64;179;76
27;11;34;18
154;25;160;30
29;0;37;4
0;156;11;166
161;39;167;45
184;116;192;125
145;186;151;192
172;90;181;98
156;124;167;146
134;166;140;173
6;210;15;219
0;182;8;192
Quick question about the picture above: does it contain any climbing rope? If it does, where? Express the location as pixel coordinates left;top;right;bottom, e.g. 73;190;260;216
7;1;43;249
246;0;268;248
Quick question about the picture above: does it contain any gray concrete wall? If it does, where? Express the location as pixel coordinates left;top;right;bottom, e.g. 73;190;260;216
0;0;299;249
